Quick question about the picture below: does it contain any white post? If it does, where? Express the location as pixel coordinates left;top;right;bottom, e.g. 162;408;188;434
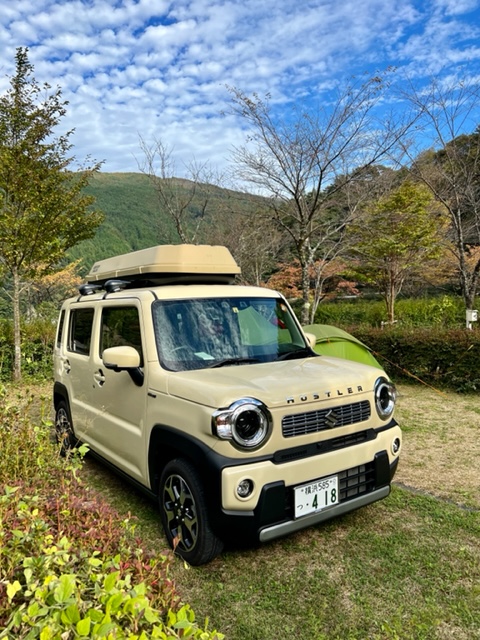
466;309;478;330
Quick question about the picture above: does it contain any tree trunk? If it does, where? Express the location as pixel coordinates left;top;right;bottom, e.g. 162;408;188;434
386;275;396;324
300;254;310;325
12;268;22;381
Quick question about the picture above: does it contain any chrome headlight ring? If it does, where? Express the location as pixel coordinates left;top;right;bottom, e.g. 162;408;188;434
212;398;272;450
374;376;396;420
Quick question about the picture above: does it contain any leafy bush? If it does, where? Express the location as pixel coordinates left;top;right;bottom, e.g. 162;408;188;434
0;387;224;639
0;319;14;381
350;327;480;392
0;319;56;382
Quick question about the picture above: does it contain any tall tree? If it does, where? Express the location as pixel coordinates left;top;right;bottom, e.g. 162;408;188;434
348;181;449;323
228;76;416;323
0;47;103;380
138;136;225;244
404;77;480;315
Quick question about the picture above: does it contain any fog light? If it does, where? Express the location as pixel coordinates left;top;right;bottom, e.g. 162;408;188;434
237;479;254;498
392;437;401;455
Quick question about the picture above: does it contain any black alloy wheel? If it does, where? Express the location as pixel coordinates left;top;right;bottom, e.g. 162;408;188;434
159;458;223;566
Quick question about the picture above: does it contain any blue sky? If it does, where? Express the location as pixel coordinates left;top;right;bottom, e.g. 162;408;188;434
1;0;480;176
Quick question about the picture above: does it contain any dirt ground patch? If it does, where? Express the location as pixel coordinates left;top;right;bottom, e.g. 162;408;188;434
394;383;480;509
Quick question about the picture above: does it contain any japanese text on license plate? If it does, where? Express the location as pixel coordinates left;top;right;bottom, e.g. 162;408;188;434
294;475;339;518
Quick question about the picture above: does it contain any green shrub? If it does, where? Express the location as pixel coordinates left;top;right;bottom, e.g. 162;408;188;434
350;327;480;393
315;298;386;327
0;319;56;382
21;320;57;380
0;388;224;639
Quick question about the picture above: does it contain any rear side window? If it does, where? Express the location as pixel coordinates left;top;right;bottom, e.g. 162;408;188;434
68;308;95;356
100;306;144;366
56;310;66;348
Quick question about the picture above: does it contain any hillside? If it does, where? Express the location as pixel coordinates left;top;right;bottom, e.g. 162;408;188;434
68;172;261;275
67;173;174;273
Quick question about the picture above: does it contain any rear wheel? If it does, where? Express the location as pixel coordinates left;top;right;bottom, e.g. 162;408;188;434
159;458;223;565
55;400;77;456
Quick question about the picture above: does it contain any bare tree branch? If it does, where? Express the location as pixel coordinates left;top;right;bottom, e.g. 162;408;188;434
138;136;225;244
402;76;480;312
227;74;417;323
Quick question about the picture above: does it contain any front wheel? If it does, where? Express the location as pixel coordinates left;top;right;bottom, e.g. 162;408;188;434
159;458;223;565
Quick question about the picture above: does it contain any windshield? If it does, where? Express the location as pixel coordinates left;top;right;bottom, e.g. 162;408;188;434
152;296;312;371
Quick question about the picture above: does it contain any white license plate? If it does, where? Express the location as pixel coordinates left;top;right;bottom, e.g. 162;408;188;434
294;475;339;518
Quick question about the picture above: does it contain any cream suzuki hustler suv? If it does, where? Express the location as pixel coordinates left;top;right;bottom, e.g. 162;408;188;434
53;244;401;565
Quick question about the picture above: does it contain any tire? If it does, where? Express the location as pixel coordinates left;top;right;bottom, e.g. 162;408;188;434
159;458;223;565
55;400;77;456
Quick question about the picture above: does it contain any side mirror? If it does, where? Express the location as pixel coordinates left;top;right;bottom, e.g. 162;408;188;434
103;346;141;369
102;346;143;386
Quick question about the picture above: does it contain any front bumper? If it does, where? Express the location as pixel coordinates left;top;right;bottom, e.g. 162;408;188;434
259;484;390;542
207;422;401;545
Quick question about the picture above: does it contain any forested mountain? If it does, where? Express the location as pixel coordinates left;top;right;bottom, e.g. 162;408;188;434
67;172;261;275
67;173;174;272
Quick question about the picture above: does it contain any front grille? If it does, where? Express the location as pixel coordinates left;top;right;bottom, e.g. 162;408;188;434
282;400;371;438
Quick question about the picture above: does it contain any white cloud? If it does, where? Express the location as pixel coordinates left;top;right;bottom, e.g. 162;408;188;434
0;0;480;174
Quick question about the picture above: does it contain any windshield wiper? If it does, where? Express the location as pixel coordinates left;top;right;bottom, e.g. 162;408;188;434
208;357;260;369
276;347;314;361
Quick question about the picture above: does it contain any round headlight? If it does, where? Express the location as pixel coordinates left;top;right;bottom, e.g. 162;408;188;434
231;402;270;448
374;377;396;420
213;398;272;450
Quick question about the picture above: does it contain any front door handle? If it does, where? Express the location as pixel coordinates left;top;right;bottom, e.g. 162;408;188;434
94;369;106;386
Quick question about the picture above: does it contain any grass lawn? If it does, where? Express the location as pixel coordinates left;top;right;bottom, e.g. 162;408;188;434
82;383;480;640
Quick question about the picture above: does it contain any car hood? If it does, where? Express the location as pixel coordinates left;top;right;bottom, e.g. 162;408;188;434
166;355;383;409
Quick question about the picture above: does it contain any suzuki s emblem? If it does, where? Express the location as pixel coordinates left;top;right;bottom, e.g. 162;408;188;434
324;409;339;429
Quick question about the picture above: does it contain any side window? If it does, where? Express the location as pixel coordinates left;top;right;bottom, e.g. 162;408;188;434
100;307;143;366
68;308;95;355
56;310;66;348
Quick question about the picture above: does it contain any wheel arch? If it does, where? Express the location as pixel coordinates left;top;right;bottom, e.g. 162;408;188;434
148;425;219;496
53;382;70;412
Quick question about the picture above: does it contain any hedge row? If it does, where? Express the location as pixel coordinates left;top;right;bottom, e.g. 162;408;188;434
313;295;476;328
351;326;480;393
1;317;479;392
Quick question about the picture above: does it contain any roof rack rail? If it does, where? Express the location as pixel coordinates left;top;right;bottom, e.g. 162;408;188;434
104;279;129;293
78;283;103;296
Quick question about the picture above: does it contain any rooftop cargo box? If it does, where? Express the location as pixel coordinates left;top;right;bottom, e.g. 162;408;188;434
86;244;241;286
